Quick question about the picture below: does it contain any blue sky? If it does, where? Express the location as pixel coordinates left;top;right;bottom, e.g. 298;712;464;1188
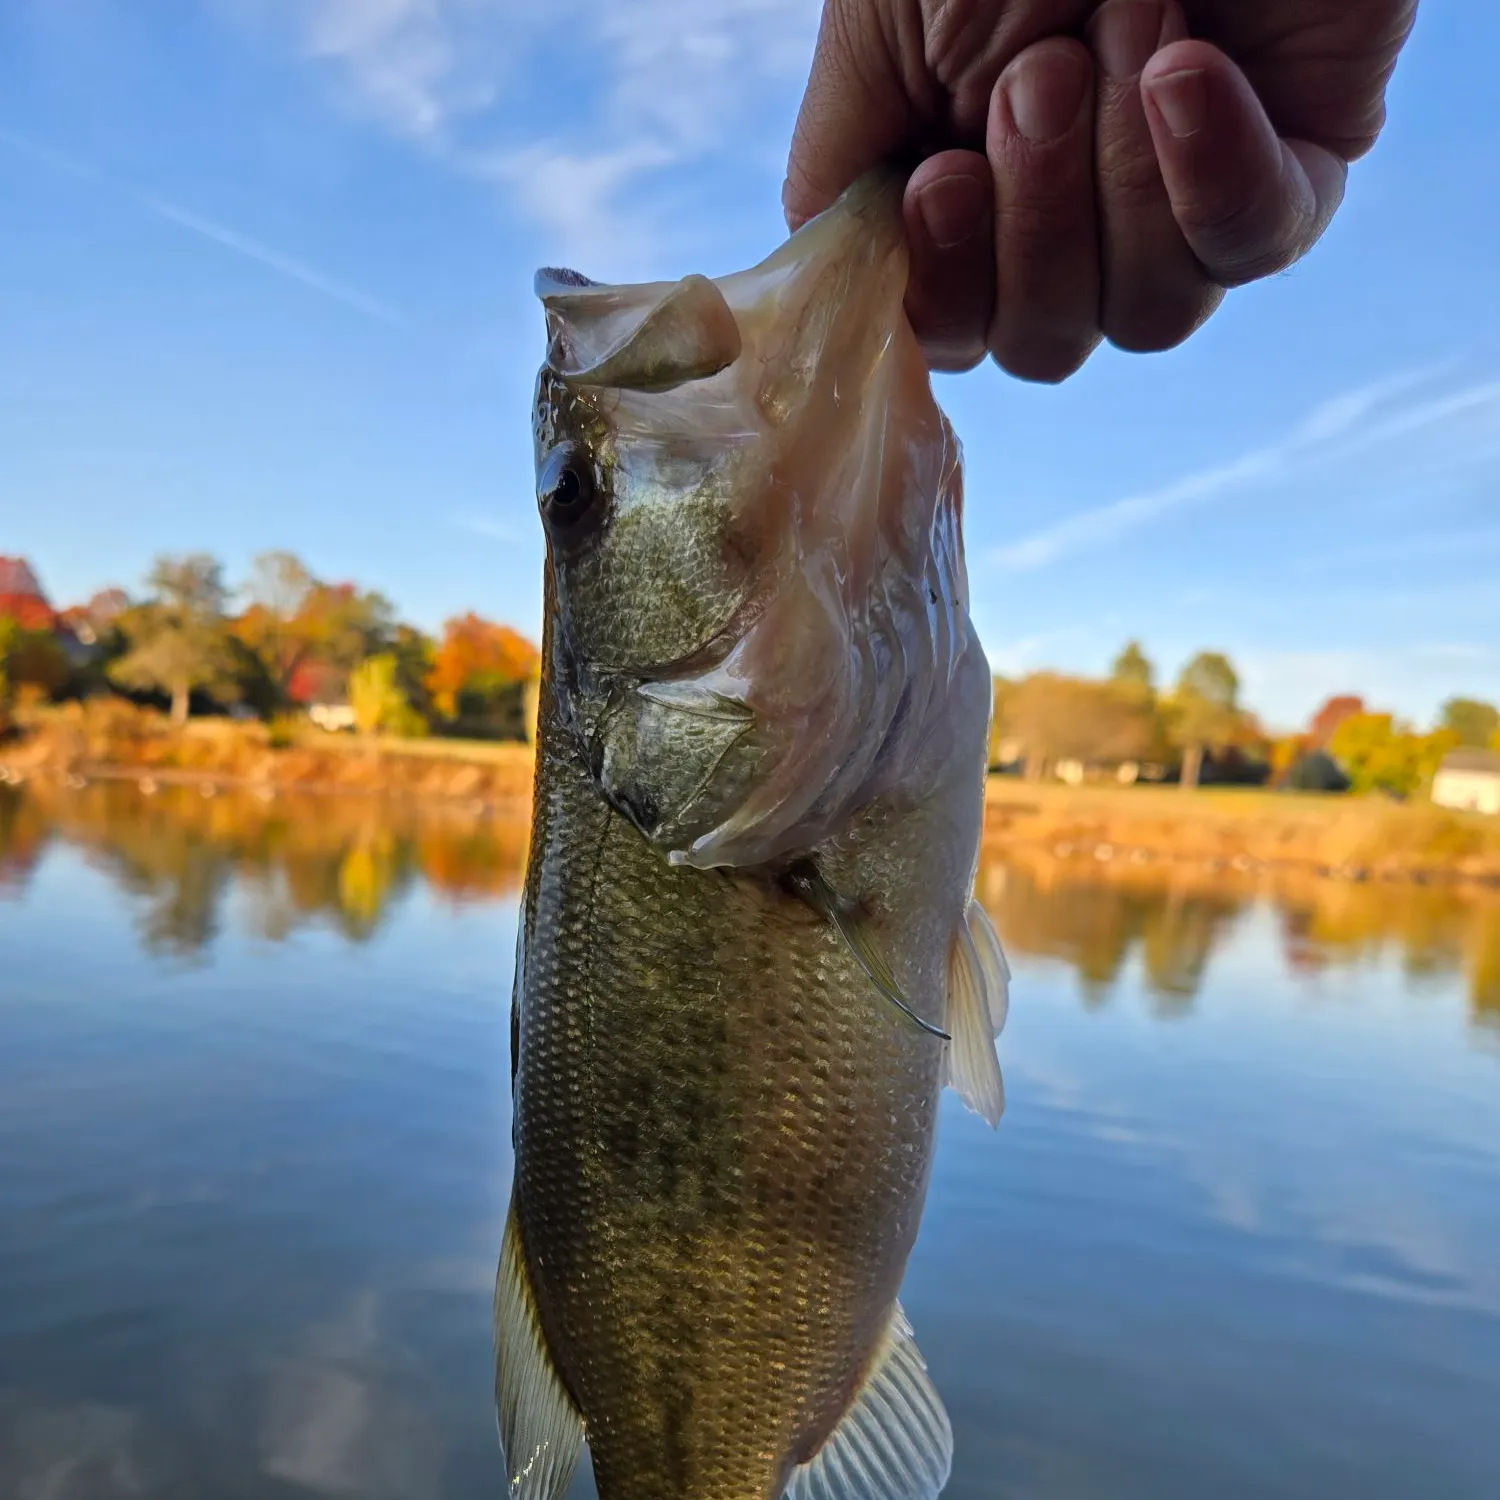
1;0;1496;731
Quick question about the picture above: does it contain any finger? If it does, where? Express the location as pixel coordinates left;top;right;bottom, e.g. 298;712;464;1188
1142;42;1348;287
783;0;921;230
986;38;1101;383
1088;0;1223;353
902;152;995;372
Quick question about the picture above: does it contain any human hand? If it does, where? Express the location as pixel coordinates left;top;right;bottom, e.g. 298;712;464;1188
783;0;1418;379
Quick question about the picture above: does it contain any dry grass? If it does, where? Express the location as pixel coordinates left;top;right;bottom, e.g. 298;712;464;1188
2;702;536;810
6;706;1498;883
984;779;1500;883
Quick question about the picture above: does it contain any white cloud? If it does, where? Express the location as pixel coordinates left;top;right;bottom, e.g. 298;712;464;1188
474;141;678;269
1292;363;1452;444
256;0;822;265
289;0;511;142
985;370;1500;574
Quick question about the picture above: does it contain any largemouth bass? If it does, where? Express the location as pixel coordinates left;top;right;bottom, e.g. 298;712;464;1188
496;174;1009;1500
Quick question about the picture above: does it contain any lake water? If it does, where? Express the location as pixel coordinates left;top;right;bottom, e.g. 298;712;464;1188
2;782;1498;1500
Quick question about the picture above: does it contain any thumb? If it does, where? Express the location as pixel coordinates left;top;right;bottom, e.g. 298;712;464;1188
783;0;918;229
1141;40;1347;287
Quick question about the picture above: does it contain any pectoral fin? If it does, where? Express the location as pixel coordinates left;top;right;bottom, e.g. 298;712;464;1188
494;1204;585;1500
966;900;1010;1033
942;902;1008;1128
784;1303;952;1500
785;863;950;1043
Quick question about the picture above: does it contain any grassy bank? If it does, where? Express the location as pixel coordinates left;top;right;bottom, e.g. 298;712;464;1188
983;780;1500;885
5;705;1498;884
0;703;536;810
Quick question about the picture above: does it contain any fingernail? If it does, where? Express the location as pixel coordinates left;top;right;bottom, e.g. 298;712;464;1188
916;175;986;251
1147;67;1208;138
1091;0;1163;81
1006;52;1089;144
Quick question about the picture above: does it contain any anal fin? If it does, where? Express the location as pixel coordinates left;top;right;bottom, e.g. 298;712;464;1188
495;1203;585;1500
785;1304;952;1500
942;901;1008;1128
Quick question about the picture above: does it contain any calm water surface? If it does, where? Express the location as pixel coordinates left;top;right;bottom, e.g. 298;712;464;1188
2;783;1498;1499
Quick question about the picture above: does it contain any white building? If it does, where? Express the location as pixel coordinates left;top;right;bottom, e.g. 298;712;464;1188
1432;750;1500;815
309;702;357;733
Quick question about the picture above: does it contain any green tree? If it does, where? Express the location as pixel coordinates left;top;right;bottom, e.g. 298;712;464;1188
0;617;13;723
1439;697;1499;749
389;624;437;719
0;617;71;709
1111;641;1154;692
348;654;427;738
1328;713;1457;799
110;554;239;725
1171;651;1241;790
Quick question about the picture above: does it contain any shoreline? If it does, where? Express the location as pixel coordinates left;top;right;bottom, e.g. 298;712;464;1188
4;723;1499;887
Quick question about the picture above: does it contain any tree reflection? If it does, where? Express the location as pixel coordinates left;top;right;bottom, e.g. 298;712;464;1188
6;781;526;956
7;781;1500;1034
980;843;1500;1034
981;855;1240;1011
0;786;49;892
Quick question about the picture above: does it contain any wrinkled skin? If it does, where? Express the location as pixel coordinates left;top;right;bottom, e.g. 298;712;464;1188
784;0;1418;375
501;178;999;1500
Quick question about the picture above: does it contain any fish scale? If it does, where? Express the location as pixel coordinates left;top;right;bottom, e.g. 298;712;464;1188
515;690;943;1500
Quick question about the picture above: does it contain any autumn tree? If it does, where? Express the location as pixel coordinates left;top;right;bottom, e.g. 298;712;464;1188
1328;713;1457;799
110;554;239;725
348;654;427;738
1170;651;1242;791
427;613;541;723
1307;694;1365;749
235;552;395;708
1002;673;1156;780
388;624;436;719
988;676;1015;768
1439;697;1499;749
1111;641;1154;692
234;551;316;700
0;617;71;708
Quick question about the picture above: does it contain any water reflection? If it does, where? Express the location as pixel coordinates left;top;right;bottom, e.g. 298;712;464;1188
0;782;527;956
2;784;1498;1499
980;847;1500;1032
3;783;1493;1031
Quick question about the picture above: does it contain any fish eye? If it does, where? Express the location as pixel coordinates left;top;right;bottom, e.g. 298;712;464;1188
538;443;601;540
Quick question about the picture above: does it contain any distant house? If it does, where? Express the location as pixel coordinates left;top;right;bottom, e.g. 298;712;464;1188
1432;750;1500;816
309;702;357;732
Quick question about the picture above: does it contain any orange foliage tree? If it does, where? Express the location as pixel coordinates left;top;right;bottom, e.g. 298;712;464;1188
1307;694;1365;749
426;613;541;720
